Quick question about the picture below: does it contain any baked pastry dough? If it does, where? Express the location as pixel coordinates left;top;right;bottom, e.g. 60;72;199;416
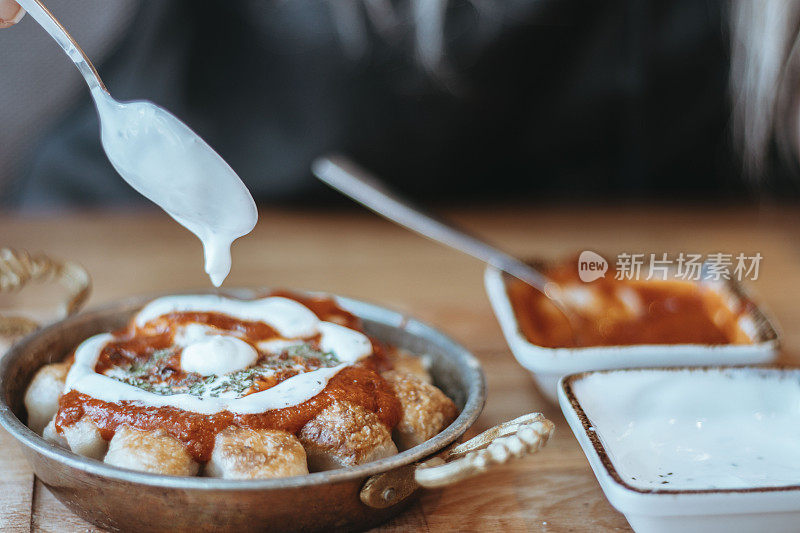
105;426;199;476
383;370;458;451
206;427;308;479
299;401;398;471
42;417;68;448
386;348;432;384
60;416;107;460
24;361;69;434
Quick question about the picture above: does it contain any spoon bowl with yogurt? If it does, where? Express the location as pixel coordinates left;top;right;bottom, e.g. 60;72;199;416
16;0;257;287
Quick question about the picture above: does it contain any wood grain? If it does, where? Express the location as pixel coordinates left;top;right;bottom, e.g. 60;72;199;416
1;204;798;532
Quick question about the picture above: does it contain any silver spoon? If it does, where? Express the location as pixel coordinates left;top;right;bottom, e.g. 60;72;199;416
311;155;583;337
16;0;258;287
12;0;105;91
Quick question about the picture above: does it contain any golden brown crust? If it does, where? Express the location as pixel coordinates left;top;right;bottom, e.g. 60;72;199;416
299;401;397;471
383;370;457;451
104;426;199;476
24;361;70;435
206;427;308;479
386;348;432;383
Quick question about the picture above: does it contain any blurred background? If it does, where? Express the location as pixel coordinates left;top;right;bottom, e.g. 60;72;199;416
2;0;800;210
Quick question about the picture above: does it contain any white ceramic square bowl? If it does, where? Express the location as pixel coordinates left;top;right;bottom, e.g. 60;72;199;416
484;265;780;402
559;367;800;533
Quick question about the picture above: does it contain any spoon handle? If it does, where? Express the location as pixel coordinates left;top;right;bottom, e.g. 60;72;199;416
15;0;106;92
311;155;551;292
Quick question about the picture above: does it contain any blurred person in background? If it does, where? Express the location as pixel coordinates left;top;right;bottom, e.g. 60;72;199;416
0;0;798;209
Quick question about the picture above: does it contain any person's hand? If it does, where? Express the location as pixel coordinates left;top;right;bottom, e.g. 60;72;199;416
0;0;24;28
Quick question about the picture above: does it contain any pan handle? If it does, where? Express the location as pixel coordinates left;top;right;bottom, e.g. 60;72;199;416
360;412;554;508
0;248;91;343
414;412;554;488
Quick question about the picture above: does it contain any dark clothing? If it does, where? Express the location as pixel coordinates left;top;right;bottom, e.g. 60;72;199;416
8;0;780;208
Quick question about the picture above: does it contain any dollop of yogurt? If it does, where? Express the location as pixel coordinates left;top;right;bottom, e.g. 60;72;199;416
180;335;258;376
318;322;372;363
91;88;257;287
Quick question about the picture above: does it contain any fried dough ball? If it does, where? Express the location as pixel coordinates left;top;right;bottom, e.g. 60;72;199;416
104;426;199;476
383;371;457;451
42;417;68;448
61;417;108;460
205;427;308;479
386;349;432;384
24;361;70;434
299;401;397;471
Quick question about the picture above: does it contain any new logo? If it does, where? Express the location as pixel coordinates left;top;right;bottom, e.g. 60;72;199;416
578;251;608;282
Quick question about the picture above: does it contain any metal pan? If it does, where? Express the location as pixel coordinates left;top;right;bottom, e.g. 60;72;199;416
0;288;553;532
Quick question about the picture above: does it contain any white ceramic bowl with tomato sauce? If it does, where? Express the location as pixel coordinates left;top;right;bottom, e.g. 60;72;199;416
484;265;781;402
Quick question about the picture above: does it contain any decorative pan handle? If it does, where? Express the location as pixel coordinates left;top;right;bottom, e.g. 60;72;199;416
414;412;554;488
0;248;91;341
360;412;555;508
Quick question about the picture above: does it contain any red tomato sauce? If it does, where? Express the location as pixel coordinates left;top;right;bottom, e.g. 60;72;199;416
54;292;403;463
507;260;753;348
56;364;400;463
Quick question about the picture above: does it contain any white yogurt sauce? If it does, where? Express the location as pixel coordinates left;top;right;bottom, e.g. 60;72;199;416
172;323;258;375
136;295;319;338
318;321;373;363
574;369;800;490
64;296;373;415
172;323;224;346
92;89;258;287
180;336;258;376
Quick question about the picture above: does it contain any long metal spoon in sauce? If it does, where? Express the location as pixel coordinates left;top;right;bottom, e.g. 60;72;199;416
311;155;583;338
16;0;257;287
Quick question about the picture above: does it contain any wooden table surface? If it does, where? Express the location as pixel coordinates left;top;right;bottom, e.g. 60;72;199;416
1;204;799;532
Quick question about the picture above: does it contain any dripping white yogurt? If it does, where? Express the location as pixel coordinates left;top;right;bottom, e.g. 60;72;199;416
572;368;800;490
92;88;257;287
64;295;373;415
